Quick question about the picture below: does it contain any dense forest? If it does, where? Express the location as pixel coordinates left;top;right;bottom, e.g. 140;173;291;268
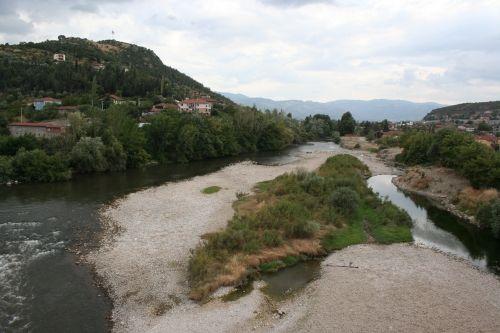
0;36;228;102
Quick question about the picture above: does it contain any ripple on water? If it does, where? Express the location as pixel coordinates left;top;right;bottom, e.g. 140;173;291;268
0;220;65;331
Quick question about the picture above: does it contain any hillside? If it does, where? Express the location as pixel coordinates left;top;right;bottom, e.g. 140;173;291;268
222;92;443;121
424;101;500;121
0;36;228;102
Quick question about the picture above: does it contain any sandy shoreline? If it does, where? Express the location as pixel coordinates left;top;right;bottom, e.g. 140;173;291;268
87;147;500;332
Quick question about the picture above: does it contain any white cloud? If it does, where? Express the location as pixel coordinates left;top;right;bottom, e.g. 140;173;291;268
0;0;499;104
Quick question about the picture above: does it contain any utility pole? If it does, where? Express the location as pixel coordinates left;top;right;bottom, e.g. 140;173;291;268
20;107;23;122
160;75;165;96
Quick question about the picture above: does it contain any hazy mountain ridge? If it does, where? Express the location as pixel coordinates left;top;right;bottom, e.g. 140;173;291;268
222;92;444;121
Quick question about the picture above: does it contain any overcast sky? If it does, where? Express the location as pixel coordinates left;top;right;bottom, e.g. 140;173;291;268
1;0;499;104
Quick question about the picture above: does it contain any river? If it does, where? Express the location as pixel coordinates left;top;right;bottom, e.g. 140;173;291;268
1;144;499;332
0;142;340;332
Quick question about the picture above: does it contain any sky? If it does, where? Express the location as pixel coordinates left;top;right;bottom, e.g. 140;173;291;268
1;0;499;104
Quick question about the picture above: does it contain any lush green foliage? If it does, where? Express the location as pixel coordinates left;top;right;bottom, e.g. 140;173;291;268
10;149;71;182
143;108;298;163
0;37;226;101
302;114;340;142
397;128;500;188
338;112;356;136
188;155;412;298
476;199;500;237
70;137;109;173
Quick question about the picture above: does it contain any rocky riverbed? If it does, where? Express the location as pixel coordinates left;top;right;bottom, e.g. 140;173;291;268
87;147;500;332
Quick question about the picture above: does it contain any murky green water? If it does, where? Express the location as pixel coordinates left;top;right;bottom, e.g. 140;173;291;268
0;142;340;332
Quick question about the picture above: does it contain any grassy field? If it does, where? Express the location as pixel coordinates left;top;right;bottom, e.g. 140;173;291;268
188;154;413;300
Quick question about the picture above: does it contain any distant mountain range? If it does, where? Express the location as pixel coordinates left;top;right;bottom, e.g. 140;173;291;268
221;92;445;121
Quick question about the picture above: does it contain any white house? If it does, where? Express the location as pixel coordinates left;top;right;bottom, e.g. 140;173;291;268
33;97;62;111
177;98;213;115
53;53;66;62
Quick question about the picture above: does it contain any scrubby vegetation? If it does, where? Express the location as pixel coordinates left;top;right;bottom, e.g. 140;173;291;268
188;155;412;300
397;128;500;189
476;199;500;237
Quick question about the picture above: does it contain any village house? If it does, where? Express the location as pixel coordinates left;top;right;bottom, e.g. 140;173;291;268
53;53;66;62
109;94;126;105
33;97;62;111
142;103;177;116
91;62;106;70
177;98;213;115
8;122;67;138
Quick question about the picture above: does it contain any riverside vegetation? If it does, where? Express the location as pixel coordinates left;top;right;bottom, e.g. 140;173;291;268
394;128;500;236
188;154;412;300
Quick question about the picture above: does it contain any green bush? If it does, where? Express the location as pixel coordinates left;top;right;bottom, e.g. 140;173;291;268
0;155;13;183
11;149;71;182
300;173;325;196
262;230;283;247
330;187;360;215
284;220;320;239
70;137;108;173
476;200;500;237
0;135;40;156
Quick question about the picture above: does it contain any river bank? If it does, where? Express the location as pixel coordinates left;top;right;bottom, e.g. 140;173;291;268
392;165;499;225
88;145;500;332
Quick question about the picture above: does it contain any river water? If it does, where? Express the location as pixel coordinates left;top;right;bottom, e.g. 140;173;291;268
2;143;499;332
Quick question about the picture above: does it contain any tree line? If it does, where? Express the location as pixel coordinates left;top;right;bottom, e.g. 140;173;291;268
0;105;345;184
396;128;500;189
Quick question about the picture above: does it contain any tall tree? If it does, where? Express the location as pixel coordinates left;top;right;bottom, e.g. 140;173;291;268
338;112;356;136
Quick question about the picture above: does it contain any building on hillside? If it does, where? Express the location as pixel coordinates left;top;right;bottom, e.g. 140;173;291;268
142;103;177;116
33;97;62;111
91;62;106;70
53;53;66;62
177;98;213;115
109;94;126;105
56;105;80;114
8;122;67;138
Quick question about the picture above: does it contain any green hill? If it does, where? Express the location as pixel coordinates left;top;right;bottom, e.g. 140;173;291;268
0;36;228;102
423;101;500;121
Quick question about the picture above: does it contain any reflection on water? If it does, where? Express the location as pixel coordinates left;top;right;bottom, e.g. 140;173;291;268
368;175;500;274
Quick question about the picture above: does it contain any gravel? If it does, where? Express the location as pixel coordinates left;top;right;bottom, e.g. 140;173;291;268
87;148;500;333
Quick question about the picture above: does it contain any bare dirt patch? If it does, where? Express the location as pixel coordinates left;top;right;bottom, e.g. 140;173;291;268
340;136;378;151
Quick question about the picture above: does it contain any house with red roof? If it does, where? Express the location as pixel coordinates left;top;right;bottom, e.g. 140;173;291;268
8;122;67;138
177;98;213;115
